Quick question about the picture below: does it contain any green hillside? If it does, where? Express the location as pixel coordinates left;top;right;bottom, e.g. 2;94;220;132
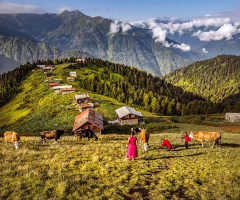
164;55;240;103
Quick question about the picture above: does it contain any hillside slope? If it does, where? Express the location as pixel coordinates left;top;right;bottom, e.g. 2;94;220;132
164;55;240;103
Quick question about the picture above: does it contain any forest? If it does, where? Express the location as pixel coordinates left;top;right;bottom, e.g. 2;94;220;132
0;56;239;115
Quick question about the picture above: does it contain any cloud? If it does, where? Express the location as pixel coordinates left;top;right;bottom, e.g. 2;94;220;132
172;43;191;52
58;7;74;13
192;23;240;41
0;2;45;14
109;20;132;35
202;48;208;54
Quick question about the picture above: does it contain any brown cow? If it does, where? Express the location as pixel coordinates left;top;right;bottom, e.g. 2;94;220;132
40;130;64;144
4;131;20;149
189;131;221;148
139;129;149;151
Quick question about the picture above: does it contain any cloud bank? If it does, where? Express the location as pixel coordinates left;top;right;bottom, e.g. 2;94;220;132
109;16;240;52
109;20;132;35
0;2;45;14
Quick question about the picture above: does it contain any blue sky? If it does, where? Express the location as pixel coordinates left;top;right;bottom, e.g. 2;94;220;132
0;0;240;21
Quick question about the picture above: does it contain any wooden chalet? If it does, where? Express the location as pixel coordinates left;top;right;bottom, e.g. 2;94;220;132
43;67;53;73
67;77;75;82
74;94;92;106
49;79;62;84
72;108;104;134
37;65;45;69
69;71;77;77
45;65;55;68
225;113;240;122
53;85;72;94
115;106;144;125
60;87;76;94
49;82;59;89
46;72;53;77
76;58;85;63
79;103;94;112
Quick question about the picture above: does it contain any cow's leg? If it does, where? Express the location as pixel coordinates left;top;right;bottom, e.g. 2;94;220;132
14;141;19;149
143;143;148;151
5;137;8;146
211;141;216;148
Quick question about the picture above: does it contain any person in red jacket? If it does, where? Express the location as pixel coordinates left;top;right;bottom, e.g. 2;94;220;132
182;132;191;149
161;139;172;151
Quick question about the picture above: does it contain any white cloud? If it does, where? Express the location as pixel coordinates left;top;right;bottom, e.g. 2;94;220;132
202;48;208;53
192;23;240;41
172;43;191;52
0;2;45;14
58;7;74;13
109;20;132;35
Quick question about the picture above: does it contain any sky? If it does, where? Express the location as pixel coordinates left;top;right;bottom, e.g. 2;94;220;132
0;0;240;52
0;0;240;22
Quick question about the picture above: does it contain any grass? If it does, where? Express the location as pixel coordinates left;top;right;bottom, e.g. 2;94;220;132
0;131;240;200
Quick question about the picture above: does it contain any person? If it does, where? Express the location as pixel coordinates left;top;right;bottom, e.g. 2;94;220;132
182;132;191;149
126;131;138;160
161;139;172;151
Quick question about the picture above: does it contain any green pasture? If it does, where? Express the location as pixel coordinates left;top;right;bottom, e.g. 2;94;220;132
0;132;240;200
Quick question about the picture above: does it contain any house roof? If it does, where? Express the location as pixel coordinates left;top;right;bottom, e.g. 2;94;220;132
75;94;89;99
72;108;104;131
49;83;58;86
80;103;94;108
226;113;240;120
70;71;77;74
52;85;72;90
115;106;143;118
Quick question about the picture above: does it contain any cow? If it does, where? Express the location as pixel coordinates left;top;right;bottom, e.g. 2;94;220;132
4;131;20;149
73;129;98;142
189;131;221;148
40;130;64;144
139;129;149;151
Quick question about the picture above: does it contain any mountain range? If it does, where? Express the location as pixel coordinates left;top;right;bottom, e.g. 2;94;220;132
0;10;240;76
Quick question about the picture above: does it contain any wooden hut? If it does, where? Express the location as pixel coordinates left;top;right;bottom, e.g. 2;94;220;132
225;113;240;122
74;94;92;106
115;106;144;125
72;108;104;134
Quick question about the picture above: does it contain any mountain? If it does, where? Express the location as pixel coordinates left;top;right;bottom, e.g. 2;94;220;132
163;55;240;103
0;11;193;76
0;34;92;73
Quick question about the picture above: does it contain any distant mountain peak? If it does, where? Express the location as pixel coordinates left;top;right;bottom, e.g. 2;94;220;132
59;10;86;17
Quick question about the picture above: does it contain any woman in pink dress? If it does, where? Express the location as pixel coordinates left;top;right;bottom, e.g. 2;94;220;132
126;131;138;160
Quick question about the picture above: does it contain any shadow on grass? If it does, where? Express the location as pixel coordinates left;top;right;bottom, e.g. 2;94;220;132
142;152;205;161
221;143;240;148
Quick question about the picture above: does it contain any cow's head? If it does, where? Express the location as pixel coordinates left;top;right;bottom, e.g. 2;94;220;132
57;130;65;136
189;131;196;138
131;127;141;134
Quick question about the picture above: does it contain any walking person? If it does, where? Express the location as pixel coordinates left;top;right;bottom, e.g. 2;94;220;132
182;132;191;149
125;131;138;160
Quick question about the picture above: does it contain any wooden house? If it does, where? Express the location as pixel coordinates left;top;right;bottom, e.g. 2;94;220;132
67;77;75;82
60;88;75;94
72;108;104;134
225;113;240;122
49;79;62;84
45;65;55;69
49;82;59;89
46;72;53;78
79;103;94;112
53;85;72;94
43;67;53;73
115;106;144;125
74;94;92;106
37;65;45;69
76;58;85;63
69;71;77;77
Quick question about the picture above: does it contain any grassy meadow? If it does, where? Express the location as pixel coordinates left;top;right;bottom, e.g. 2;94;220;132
1;64;240;199
1;131;240;200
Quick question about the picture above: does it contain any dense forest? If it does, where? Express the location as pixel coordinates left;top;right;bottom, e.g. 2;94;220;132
1;56;239;115
164;55;240;103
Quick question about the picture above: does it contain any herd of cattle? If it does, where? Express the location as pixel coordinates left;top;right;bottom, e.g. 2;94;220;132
3;129;221;150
